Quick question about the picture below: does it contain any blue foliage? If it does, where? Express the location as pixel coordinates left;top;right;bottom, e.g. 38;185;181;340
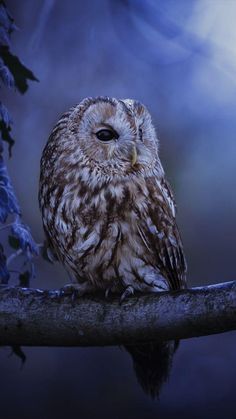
0;102;14;154
0;1;38;153
11;218;39;256
0;1;38;285
0;55;14;87
0;1;38;94
0;46;38;94
0;1;38;93
0;102;12;127
0;2;17;36
0;152;20;222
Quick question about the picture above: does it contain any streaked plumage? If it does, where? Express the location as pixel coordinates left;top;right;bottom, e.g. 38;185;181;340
39;96;187;398
39;96;186;297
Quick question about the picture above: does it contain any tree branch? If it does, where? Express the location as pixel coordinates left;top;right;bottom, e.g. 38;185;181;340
0;281;235;347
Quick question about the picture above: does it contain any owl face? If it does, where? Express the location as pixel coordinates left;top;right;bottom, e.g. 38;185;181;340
65;97;161;178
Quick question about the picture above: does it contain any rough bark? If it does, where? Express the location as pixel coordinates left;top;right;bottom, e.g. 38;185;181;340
0;281;235;347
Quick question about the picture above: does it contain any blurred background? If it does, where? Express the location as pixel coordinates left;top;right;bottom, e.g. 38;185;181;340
1;0;236;417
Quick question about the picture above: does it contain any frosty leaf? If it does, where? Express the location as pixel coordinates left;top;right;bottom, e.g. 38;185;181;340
0;45;38;94
0;102;12;127
0;242;9;283
0;122;14;155
11;220;39;255
0;2;17;35
0;155;20;222
0;56;14;87
0;1;38;287
0;102;14;153
0;27;10;46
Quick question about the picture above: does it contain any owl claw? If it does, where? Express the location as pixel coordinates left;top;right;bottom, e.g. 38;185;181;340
120;285;134;304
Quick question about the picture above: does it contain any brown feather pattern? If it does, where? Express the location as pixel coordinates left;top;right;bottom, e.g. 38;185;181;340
39;97;187;294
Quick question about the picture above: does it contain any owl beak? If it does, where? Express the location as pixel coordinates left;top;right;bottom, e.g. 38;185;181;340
131;145;137;167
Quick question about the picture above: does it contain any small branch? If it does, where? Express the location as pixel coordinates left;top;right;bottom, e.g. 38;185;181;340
0;281;235;347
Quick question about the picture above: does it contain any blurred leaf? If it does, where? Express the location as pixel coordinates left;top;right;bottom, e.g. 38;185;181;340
0;154;20;222
0;102;14;154
0;1;39;287
0;102;12;126
0;56;14;87
0;45;38;94
0;242;9;283
11;219;39;255
0;2;17;36
0;27;10;47
0;121;14;155
0;0;16;48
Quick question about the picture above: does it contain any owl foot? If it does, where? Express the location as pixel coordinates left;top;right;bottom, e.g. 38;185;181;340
59;282;92;300
120;285;135;304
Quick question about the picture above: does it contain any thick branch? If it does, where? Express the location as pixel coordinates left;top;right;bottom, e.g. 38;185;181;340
0;281;235;346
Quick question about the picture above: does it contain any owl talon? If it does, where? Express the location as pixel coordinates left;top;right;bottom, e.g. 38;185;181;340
120;285;134;304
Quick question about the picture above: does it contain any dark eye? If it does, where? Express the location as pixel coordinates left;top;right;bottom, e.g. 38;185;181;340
95;129;118;142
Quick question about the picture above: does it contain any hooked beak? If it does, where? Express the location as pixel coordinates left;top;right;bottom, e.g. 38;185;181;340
131;145;137;167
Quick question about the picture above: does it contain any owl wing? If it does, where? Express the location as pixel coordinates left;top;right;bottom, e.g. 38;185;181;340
136;177;187;291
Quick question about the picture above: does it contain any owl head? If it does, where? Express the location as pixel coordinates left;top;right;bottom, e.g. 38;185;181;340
47;97;164;182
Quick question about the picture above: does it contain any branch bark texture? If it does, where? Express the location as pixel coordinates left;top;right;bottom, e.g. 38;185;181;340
0;281;235;347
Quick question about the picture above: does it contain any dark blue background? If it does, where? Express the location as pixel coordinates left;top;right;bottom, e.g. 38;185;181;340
1;1;236;418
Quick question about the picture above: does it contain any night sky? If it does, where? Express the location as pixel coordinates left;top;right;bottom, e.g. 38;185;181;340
1;1;236;418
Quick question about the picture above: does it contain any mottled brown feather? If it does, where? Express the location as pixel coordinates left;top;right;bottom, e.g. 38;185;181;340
39;96;187;294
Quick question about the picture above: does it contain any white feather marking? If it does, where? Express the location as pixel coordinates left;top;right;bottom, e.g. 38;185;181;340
136;224;152;252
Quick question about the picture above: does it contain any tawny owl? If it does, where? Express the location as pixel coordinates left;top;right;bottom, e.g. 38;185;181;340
39;96;187;396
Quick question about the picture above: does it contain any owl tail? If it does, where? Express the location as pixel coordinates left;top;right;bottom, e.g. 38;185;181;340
124;340;178;398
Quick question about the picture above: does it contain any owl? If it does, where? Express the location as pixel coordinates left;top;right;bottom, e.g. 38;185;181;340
39;96;187;397
39;96;186;300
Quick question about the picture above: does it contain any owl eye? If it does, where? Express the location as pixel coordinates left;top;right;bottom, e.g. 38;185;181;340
95;129;118;142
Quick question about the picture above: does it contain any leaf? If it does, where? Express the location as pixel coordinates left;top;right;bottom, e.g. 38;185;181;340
19;270;30;287
0;102;14;154
0;242;9;283
0;155;20;222
0;45;38;94
11;219;39;256
0;3;16;49
0;102;12;127
0;3;17;35
0;27;10;47
0;122;14;155
0;56;14;87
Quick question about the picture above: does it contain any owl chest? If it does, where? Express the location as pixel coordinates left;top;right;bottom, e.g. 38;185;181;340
49;184;169;292
71;215;145;288
53;185;148;279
